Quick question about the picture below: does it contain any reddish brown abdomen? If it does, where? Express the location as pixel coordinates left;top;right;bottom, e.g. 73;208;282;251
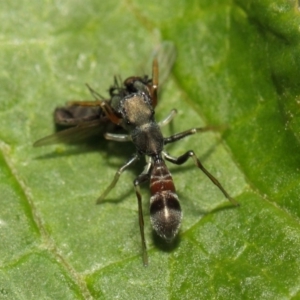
150;161;182;241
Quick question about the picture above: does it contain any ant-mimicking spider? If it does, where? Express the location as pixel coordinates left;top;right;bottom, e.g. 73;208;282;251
34;43;238;266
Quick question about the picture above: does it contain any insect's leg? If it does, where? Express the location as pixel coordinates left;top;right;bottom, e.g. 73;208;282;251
86;83;105;100
163;151;238;206
68;100;103;106
99;101;122;125
68;99;121;125
164;126;223;145
151;58;158;107
133;162;152;266
96;154;139;204
104;133;131;142
68;84;121;124
158;109;177;127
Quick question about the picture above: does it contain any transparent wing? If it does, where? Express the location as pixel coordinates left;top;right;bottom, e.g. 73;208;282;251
137;41;176;87
152;41;176;86
33;119;110;147
54;105;104;126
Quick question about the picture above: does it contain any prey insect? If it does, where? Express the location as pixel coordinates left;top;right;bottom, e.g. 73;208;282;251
36;43;177;145
34;43;238;266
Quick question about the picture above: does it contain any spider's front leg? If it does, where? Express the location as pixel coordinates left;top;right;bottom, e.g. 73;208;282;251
163;151;238;206
133;163;152;267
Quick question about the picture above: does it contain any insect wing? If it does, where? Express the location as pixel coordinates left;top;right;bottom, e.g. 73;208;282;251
33;119;108;147
54;105;104;126
151;41;176;87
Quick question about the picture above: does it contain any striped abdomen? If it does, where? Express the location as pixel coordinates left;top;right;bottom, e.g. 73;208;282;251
149;160;182;241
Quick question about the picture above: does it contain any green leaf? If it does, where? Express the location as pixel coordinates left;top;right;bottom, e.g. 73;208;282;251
1;0;300;299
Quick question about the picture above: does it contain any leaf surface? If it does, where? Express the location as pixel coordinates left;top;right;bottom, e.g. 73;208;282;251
1;0;300;299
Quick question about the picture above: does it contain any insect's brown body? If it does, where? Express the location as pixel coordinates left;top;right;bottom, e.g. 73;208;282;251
34;43;237;265
149;160;181;241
